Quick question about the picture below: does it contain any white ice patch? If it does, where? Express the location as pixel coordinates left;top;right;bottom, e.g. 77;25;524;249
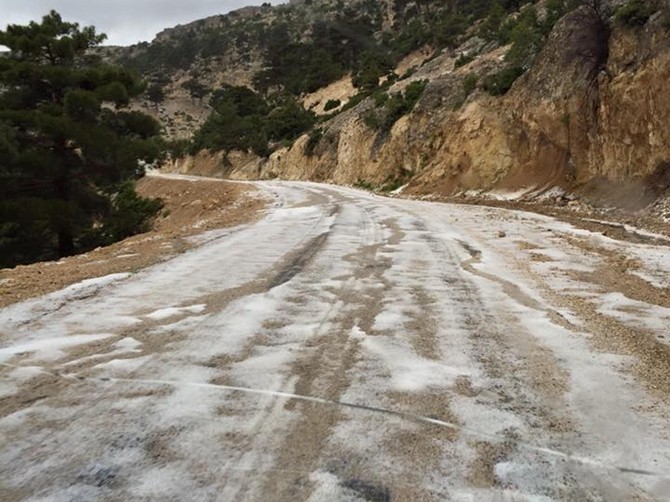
277;321;332;340
360;335;471;392
535;186;568;201
2;180;669;500
184;289;282;359
151;314;209;333
596;292;670;341
147;365;221;426
8;365;45;381
626;245;670;290
450;487;554;502
547;221;670;292
229;347;295;390
469;246;548;308
132;465;198;499
0;366;47;398
372;310;410;331
0;381;18;398
185;226;240;245
582;218;670;244
0;334;114;364
390;183;408;195
94;355;152;374
114;337;142;351
451;395;526;436
350;326;367;340
632;270;669;290
145;304;207;320
62;337;144;368
488;187;537;201
0;273;131;327
307;471;361;501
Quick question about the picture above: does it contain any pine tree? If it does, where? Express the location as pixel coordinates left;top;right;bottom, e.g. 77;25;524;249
0;11;163;267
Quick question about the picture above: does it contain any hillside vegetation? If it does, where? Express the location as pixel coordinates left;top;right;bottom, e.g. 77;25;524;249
117;0;573;144
133;0;669;215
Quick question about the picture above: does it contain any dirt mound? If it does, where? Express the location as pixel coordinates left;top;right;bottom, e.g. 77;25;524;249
0;176;266;307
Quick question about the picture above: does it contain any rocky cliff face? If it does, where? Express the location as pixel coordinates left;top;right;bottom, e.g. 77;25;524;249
596;14;670;181
192;7;659;208
162;4;670;210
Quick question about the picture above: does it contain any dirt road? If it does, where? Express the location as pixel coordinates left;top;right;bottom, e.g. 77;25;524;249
1;174;669;501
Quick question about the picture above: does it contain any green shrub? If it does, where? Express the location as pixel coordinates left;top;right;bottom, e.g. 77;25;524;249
454;53;475;68
380;169;414;192
403;80;427;106
192;86;314;157
615;0;656;26
164;139;192;159
504;6;543;69
363;80;427;132
352;50;394;91
542;0;569;36
181;79;210;101
304;127;323;156
480;1;506;41
381;93;407;130
339;91;370;113
323;99;341;111
432;12;468;48
463;73;478;97
482;67;524;96
80;181;164;248
265;97;316;144
354;179;375;191
400;66;417;79
362;110;382;129
373;91;389;107
104;182;164;241
0;12;165;265
146;84;165;104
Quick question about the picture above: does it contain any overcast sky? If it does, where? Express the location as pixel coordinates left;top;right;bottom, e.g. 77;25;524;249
1;1;284;46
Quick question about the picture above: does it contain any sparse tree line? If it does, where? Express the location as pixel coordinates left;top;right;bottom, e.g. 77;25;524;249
191;86;316;157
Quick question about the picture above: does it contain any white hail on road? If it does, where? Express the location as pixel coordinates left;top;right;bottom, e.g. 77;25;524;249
1;176;669;501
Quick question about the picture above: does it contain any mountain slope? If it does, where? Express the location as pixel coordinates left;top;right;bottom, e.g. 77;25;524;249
112;0;523;138
118;0;670;211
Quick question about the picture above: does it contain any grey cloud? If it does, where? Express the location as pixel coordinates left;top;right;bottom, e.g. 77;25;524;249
2;1;283;45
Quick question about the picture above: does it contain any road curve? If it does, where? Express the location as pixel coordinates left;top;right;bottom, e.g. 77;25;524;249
1;177;669;501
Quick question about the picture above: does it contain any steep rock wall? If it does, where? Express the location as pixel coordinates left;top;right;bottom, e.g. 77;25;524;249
180;8;669;206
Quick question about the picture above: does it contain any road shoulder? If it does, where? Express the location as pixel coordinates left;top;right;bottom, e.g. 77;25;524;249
0;175;267;308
